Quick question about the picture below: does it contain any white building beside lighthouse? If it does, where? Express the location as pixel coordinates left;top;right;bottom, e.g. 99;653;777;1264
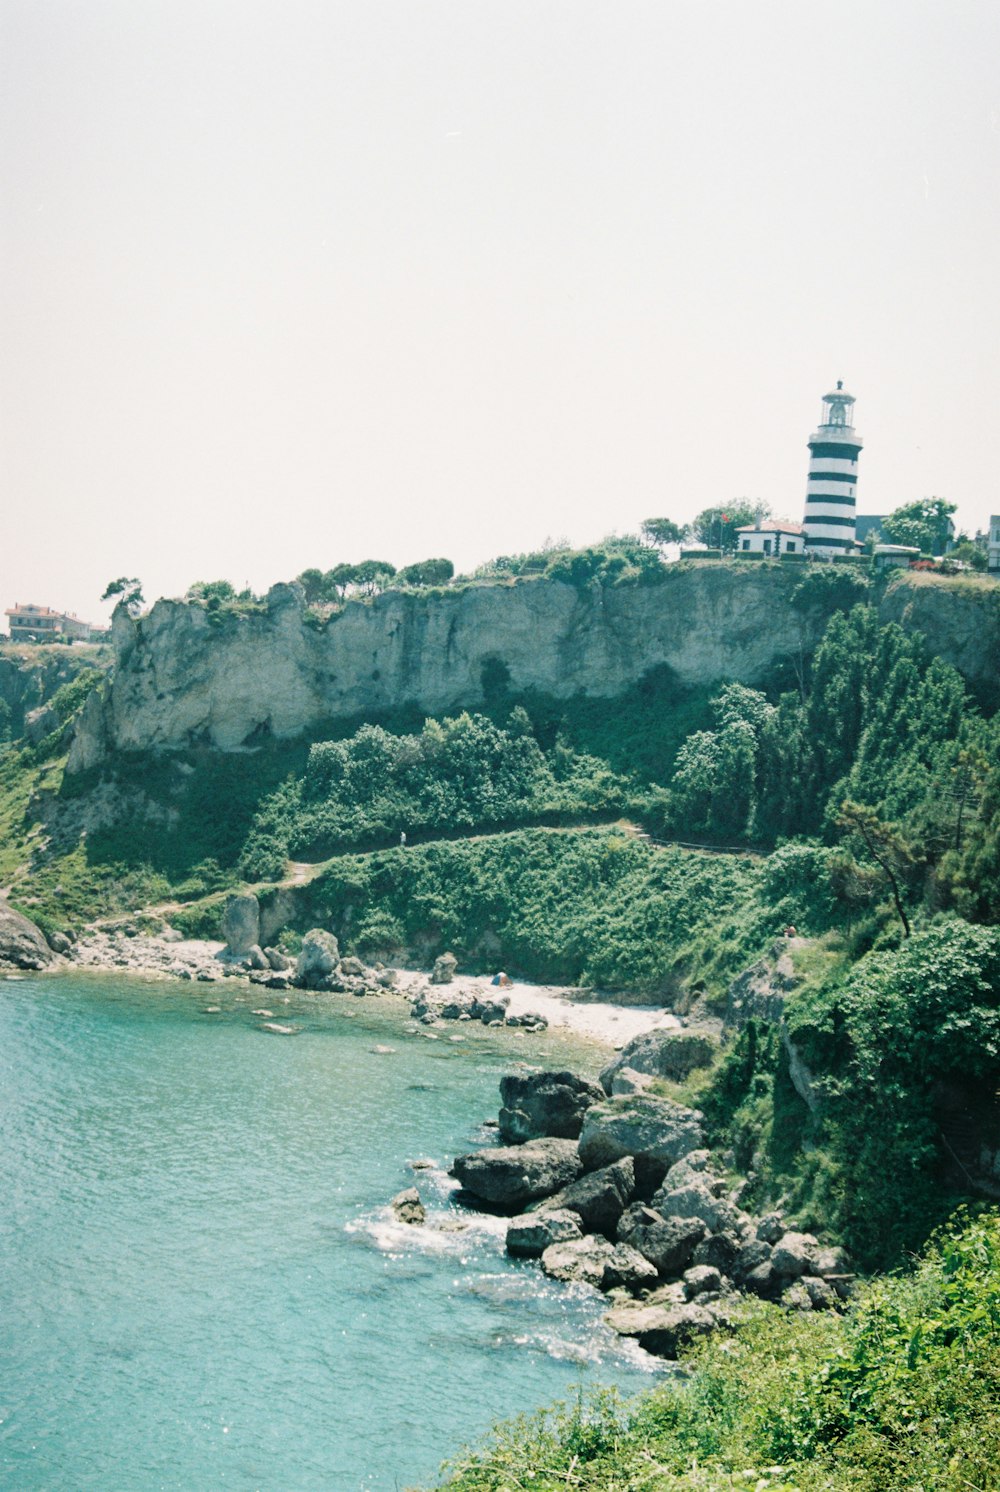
802;382;862;554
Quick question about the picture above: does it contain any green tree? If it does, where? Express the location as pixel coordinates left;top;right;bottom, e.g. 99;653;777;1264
101;577;144;614
326;563;358;599
692;501;770;551
187;580;236;605
296;568;329;602
640;517;684;547
882;497;956;556
396;557;455;586
836;799;915;936
948;538;988;572
353;559;396;596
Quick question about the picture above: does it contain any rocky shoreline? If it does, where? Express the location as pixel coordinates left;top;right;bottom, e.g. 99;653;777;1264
1;890;690;1049
394;1054;853;1362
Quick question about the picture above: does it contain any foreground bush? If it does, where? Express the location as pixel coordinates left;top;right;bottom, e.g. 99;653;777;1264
426;1209;1000;1491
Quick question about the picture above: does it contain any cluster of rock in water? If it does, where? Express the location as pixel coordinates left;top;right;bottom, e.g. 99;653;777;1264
397;1040;853;1360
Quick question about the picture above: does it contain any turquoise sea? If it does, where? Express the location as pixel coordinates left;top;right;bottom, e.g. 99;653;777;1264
0;972;662;1491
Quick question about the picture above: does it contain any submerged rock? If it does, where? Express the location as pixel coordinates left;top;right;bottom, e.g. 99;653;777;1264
391;1187;426;1226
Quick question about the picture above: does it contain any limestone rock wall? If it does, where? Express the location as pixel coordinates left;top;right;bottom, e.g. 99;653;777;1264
68;568;818;769
879;572;1000;701
66;566;1000;772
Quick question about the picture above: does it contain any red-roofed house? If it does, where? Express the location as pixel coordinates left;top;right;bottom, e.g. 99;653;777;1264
736;521;805;557
4;603;95;642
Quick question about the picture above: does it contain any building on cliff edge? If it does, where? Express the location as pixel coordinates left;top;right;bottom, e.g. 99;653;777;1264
802;382;863;555
4;603;95;643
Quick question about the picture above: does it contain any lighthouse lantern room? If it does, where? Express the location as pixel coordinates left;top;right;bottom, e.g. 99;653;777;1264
802;381;863;554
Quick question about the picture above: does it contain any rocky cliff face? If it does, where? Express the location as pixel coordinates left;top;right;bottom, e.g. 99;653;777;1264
879;572;1000;702
66;565;1000;772
67;568;823;770
0;645;109;739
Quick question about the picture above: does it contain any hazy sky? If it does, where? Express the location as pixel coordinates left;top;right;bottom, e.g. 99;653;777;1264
3;0;999;626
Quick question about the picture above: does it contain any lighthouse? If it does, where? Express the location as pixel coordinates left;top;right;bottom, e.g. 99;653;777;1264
802;382;862;553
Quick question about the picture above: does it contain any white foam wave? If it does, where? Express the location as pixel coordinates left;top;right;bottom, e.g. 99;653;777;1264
345;1204;507;1258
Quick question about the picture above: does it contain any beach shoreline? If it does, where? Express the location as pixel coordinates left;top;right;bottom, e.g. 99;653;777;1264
47;927;683;1050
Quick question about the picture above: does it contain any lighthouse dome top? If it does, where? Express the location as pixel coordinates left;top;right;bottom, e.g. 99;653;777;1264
823;380;855;405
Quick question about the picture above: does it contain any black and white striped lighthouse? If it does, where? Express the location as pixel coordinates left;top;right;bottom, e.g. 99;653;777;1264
802;382;862;553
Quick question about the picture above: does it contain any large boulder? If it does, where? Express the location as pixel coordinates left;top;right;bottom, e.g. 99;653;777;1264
0;901;54;970
506;1209;583;1258
475;995;510;1025
771;1231;820;1280
555;1158;635;1236
603;1299;716;1358
609;1067;655;1096
295;929;341;987
430;952;457;984
450;1138;583;1211
600;1028;718;1092
617;1204;705;1276
220;894;260;957
652;1177;749;1238
578;1095;704;1187
498;1069;605;1143
692;1232;741;1276
540;1236;658;1291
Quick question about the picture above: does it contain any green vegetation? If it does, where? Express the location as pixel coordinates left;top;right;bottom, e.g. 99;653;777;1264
238;710;636;880
427;1208;1000;1491
881;496;957;556
691;500;770;551
101;576;143;614
297;829;769;991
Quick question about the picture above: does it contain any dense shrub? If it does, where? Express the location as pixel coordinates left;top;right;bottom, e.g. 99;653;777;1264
297;828;770;992
237;711;633;877
786;920;1000;1266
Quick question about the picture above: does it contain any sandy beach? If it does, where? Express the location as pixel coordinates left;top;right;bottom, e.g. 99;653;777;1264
63;927;680;1049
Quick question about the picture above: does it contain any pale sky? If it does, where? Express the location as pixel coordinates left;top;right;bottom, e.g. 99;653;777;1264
3;0;999;627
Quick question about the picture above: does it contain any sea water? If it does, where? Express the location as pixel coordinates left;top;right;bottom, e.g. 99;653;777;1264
0;972;663;1491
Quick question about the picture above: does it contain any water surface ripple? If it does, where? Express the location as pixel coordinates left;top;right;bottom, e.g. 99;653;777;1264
0;973;662;1490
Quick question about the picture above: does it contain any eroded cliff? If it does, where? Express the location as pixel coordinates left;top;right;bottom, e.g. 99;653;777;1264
69;567;823;769
66;564;1000;772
